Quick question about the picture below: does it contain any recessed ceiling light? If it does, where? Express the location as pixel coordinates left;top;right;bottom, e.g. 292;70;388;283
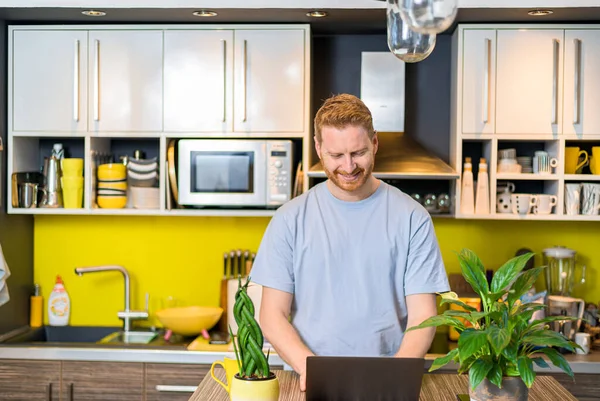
527;9;553;16
306;10;327;18
82;10;106;17
193;10;218;17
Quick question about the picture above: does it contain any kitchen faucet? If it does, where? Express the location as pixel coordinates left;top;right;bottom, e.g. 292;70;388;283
74;265;149;333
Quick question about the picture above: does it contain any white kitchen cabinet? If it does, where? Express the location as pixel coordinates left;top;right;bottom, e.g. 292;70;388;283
563;30;600;136
495;29;564;135
164;30;234;133
233;29;306;133
461;29;496;135
11;30;88;133
88;30;163;133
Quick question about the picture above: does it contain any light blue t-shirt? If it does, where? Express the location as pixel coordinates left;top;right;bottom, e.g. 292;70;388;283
250;180;450;357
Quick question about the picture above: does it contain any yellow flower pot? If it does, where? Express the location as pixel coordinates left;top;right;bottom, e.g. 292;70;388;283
229;373;280;401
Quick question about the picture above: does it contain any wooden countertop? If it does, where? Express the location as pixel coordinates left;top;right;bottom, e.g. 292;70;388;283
190;370;577;401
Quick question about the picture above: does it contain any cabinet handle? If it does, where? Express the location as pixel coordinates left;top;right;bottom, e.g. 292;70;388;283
73;40;79;122
552;38;559;124
574;38;582;124
69;383;74;401
46;383;52;401
155;385;198;393
242;39;247;122
93;39;100;121
482;38;491;124
222;39;227;123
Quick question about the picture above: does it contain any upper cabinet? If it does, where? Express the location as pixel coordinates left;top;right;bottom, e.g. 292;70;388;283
233;29;306;134
11;30;88;133
89;30;164;133
563;30;600;136
9;25;310;137
163;30;234;133
495;29;564;135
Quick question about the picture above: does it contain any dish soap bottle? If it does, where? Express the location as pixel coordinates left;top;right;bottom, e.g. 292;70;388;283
30;283;43;328
460;157;475;215
48;275;70;326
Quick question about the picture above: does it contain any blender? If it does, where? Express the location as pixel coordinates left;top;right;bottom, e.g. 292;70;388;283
542;246;587;341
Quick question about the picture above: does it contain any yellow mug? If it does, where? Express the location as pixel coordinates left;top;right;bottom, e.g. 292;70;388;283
565;147;589;174
211;357;240;393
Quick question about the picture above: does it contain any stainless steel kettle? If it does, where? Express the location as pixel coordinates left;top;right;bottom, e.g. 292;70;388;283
41;155;62;208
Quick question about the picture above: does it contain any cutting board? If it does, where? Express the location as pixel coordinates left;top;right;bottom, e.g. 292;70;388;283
187;336;233;352
227;279;263;335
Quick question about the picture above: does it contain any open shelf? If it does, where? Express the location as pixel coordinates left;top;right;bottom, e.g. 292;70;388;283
496;174;559;181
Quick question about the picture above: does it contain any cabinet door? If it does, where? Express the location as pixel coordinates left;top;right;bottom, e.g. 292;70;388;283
0;359;60;400
233;29;306;133
145;363;209;401
12;30;88;133
496;29;564;135
461;29;496;135
62;361;143;400
164;30;234;133
564;30;600;136
88;30;163;133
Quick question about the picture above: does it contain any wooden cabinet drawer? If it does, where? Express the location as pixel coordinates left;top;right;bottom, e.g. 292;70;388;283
145;363;209;401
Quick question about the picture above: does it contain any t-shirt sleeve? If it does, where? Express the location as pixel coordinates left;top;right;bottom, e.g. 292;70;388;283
404;212;450;296
249;211;295;294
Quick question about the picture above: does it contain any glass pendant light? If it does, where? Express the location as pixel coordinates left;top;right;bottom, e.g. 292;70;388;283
387;0;436;63
399;0;458;34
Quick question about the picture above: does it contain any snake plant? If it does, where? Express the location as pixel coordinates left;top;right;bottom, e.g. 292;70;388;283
229;277;271;379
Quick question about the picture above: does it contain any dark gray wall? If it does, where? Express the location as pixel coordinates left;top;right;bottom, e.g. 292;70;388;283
0;20;34;334
311;33;451;162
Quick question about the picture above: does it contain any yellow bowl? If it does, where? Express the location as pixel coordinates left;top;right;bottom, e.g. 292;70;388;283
155;306;223;336
97;196;127;209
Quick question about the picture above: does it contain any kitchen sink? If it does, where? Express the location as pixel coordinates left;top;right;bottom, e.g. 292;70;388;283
2;325;119;344
97;331;158;345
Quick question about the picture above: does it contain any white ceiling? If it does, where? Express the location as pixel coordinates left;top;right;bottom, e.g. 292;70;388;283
0;0;598;8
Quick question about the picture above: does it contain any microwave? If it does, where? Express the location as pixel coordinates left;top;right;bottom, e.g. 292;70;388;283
177;139;293;208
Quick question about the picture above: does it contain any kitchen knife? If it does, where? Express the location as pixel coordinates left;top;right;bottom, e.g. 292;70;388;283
229;250;236;278
247;252;256;276
243;250;250;277
236;249;242;278
218;252;229;332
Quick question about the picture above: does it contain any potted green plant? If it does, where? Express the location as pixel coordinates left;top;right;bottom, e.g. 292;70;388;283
407;249;580;401
226;277;279;401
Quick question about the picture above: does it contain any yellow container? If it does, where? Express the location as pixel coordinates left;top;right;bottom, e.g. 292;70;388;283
229;375;280;401
155;306;223;336
62;158;84;177
448;297;482;341
211;357;239;393
97;196;127;209
97;164;126;181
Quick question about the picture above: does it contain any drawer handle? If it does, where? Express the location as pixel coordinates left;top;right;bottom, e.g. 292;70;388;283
47;383;52;401
574;38;582;124
482;38;490;124
551;38;559;124
155;385;198;393
73;39;79;122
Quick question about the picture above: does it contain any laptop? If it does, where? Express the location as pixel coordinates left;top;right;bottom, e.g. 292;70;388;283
306;356;425;401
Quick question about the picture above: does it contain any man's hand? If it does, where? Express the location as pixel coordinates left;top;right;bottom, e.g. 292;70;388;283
395;293;438;358
260;286;315;391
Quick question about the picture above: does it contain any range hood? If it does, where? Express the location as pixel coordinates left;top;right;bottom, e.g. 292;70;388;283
307;51;458;180
308;131;459;180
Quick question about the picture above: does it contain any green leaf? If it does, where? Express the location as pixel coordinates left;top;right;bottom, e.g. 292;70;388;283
439;298;478;312
537;348;574;377
527;315;581;330
517;356;536;388
486;290;508;303
487;364;503;389
505;363;520;377
459;329;488;363
469;359;494;390
507;267;545;306
444;310;489;325
491;252;535;293
457;249;490;297
522;330;575;351
532;357;549;369
405;315;465;333
487;326;511;356
502;340;518;362
429;349;459;372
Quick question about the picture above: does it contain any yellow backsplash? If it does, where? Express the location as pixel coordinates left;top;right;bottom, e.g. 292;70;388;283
34;215;600;327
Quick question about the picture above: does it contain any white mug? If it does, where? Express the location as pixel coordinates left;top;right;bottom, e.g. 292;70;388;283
511;194;537;215
533;151;558;174
575;332;591;355
534;194;558;215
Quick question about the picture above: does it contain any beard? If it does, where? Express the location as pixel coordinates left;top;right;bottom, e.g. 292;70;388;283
323;159;374;192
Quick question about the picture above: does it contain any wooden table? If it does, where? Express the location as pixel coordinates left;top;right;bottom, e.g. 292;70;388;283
189;370;577;400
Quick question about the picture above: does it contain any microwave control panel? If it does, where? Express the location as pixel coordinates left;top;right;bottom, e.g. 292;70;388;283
266;140;293;205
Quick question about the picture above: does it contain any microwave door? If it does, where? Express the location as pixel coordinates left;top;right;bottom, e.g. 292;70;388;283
178;141;267;207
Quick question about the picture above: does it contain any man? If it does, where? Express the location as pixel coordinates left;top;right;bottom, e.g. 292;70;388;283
250;93;450;391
